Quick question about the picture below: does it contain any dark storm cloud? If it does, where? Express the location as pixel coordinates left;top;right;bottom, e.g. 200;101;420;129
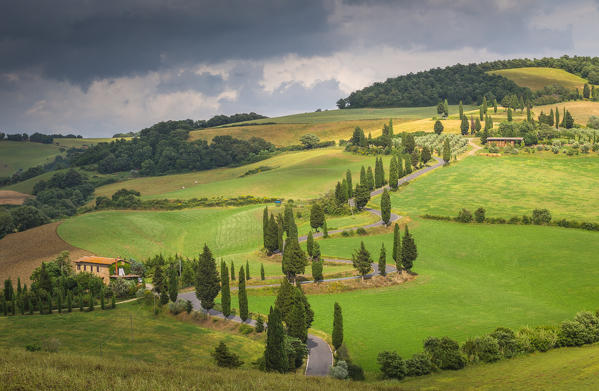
157;71;225;95
0;0;336;85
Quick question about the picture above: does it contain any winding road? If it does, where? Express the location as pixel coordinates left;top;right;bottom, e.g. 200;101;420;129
182;155;446;377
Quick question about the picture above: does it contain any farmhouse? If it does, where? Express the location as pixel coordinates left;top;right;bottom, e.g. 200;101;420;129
74;256;139;282
487;137;524;147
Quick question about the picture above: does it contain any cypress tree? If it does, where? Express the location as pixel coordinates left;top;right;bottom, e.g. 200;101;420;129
312;242;321;262
67;291;72;313
275;278;296;322
470;115;475;132
458;100;464;119
245;260;250;280
388;119;394;136
443;99;449;117
306;231;314;257
397;156;404;178
346;169;353;198
195;244;221;311
359;166;366;186
111;294;116;309
389;156;398;190
312;258;323;282
310;203;324;232
374;158;382;188
238;266;249;321
323;219;328;238
11;299;16;316
255;315;265;332
479;106;483;121
221;261;231;317
276;214;284;252
482;96;488;114
507;108;513;122
527;106;532;123
260;264;265;280
401;227;418;272
287;290;307;342
168;264;178;302
493;98;498;113
262;206;269;248
381;188;391;225
352;241;373;280
442;139;451;163
230;261;235;281
28;296;33;315
378;243;387;276
286;207;298;240
434;120;444;135
354;183;371;211
57;291;63;313
47;295;52;314
555;106;560;129
332;302;343;351
264;306;288;373
17;278;21;297
282;237;307;282
366;166;374;190
334;181;344;204
474;117;481;134
460;116;469;135
341;179;349;201
100;287;105;310
38;295;43;314
265;214;278;254
404;156;412;174
392;223;402;270
153;265;166;295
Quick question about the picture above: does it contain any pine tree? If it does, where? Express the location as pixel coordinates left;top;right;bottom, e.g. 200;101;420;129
442;139;451;163
381;188;391;225
378;243;387;276
460;117;469;135
392;223;402;270
306;231;314;257
282;237;307;282
67;291;72;313
195;244;221;311
264;306;288;373
332;302;343;351
287;290;307;342
352;241;373;280
265;214;278;254
366;166;374;190
245;260;250;280
221;261;231;317
346;169;353;198
262;207;269;248
168;264;178;302
238;266;248;321
231;261;236;281
389;156;399;190
310;203;324;231
260;264;265;280
401;227;418;272
507;108;512;122
458;100;464;119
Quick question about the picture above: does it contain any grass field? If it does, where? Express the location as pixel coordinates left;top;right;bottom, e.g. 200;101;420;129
534;100;599;125
0;141;62;177
388;153;599;222
57;206;360;278
232;219;599;374
0;301;264;368
94;148;391;201
489;67;590;91
399;343;599;390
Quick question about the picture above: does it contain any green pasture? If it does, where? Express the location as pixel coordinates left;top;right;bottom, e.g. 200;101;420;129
389;153;599;222
489;67;590;91
0;301;263;367
57;205;359;277
0;141;62;177
400;343;599;391
233;219;599;374
95;148;391;201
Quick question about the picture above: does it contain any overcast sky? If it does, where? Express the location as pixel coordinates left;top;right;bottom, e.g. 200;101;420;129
1;0;598;137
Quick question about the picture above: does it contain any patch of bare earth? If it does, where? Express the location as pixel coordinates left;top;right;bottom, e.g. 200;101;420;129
0;222;93;283
299;271;415;295
0;190;32;205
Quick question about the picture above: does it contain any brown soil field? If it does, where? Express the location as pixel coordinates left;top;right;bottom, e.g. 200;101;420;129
0;190;32;205
0;222;93;283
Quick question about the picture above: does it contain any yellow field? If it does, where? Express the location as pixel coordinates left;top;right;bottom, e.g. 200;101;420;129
489;67;590;91
534;101;599;125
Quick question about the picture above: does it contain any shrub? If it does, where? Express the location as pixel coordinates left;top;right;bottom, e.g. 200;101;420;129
238;324;254;335
25;343;42;352
462;336;501;363
474;207;485;223
405;353;434;377
456;208;473;223
347;362;365;381
522;215;531;224
341;230;354;237
508;216;520;224
330;360;349;379
167;299;187;315
184;300;193;314
490;327;521;358
377;351;406;379
356;227;367;235
423;336;466;370
110;278;134;298
559;321;588;347
211;341;244;368
532;209;552;225
255;315;265;333
518;326;558;352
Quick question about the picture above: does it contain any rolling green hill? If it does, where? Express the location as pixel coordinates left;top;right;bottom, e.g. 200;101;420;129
488;67;590;91
0;141;63;177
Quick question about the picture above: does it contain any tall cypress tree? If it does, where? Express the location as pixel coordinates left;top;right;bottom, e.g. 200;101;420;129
374;158;383;188
168;264;178;302
443;99;449;117
238;266;248;321
276;215;284;251
460;116;469;135
195;244;221;311
264;306;288;373
282;237;307;282
245;260;250;280
392;223;402;270
265;214;279;254
479;106;484;121
366;166;374;190
378;243;387;276
311;257;323;282
359;166;366;186
323;219;328;238
346;169;353;198
262;207;269;248
287;290;307;342
442;139;451;163
381;188;391;225
310;203;324;232
286;206;298;240
230;261;236;281
458;100;464;119
352;241;372;280
474;117;481;134
260;264;265;280
389;156;398;190
507;108;513;122
401;227;418;272
493;98;498;113
306;231;314;257
555;106;560;129
332;302;343;351
482;96;488;114
220;261;231;317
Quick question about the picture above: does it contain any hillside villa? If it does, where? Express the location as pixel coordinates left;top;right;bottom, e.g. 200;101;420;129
74;256;140;282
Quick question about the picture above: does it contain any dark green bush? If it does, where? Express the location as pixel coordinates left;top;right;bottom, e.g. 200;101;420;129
405;353;434;376
456;209;473;223
423;336;466;370
462;336;501;363
377;351;406;379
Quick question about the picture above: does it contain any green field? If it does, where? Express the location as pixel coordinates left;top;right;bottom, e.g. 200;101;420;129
57;205;363;277
400;343;599;390
489;67;590;91
389;153;599;222
0;301;263;367
94;148;391;201
0;141;62;177
231;219;599;374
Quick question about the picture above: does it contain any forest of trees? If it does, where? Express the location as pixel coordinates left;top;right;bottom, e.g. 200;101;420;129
338;56;599;108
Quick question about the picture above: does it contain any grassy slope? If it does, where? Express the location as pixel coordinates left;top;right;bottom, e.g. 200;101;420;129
534;100;599;125
0;141;62;177
488;67;590;91
95;148;391;201
234;219;599;374
400;343;599;391
0;301;264;368
389;153;599;222
57;205;366;277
